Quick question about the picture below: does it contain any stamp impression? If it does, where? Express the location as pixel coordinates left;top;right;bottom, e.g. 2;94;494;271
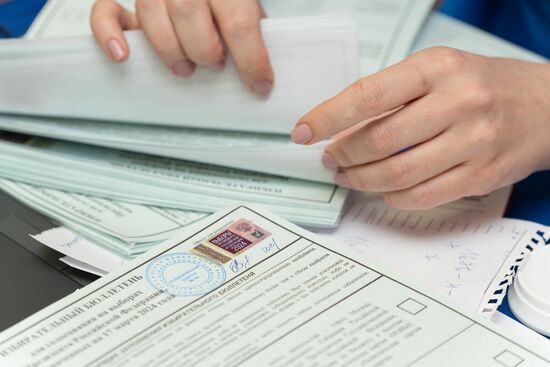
146;253;226;297
192;219;271;264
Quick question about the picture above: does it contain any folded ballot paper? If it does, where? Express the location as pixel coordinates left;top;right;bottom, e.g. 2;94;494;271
0;16;360;134
0;114;336;182
0;133;348;228
0;179;208;260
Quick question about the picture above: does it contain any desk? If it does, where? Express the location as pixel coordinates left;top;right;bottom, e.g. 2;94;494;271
1;0;549;342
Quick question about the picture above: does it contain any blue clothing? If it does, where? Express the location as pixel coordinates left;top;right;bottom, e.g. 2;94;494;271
0;0;46;38
0;0;549;58
440;0;550;58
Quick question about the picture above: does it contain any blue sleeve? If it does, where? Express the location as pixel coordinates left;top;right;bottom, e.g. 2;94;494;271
0;0;47;38
440;0;550;59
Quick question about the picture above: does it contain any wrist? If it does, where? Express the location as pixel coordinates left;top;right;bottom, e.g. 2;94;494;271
532;62;550;171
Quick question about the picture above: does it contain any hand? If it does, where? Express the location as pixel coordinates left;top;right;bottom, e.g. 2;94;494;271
91;0;274;96
291;47;550;209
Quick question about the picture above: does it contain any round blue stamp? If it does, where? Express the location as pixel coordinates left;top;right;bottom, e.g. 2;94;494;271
145;253;226;297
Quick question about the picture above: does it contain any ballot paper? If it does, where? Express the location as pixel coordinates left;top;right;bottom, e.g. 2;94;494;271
26;0;434;76
0;206;548;367
0;0;434;183
316;190;532;315
9;180;520;316
0;16;360;134
0;135;348;228
262;0;434;74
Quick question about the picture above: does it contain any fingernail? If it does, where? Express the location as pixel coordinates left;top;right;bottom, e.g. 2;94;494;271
290;124;313;144
335;171;351;187
322;152;339;170
251;80;273;97
207;60;225;72
173;60;196;78
107;38;125;62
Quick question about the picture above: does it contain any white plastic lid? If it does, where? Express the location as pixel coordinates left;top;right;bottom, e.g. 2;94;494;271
508;246;550;336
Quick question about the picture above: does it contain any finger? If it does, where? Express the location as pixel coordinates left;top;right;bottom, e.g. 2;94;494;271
91;0;140;62
136;0;195;77
290;55;433;145
382;165;475;210
323;94;455;169
334;130;470;192
212;0;274;97
166;0;225;69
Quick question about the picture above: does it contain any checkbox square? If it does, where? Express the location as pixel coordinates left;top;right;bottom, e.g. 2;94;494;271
397;298;426;315
494;350;524;367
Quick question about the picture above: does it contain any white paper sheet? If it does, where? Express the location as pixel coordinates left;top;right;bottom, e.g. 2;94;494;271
316;189;523;314
492;312;549;348
26;0;434;75
0;17;360;134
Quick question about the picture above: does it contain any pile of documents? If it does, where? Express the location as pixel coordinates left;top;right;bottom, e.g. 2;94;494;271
0;14;363;228
0;0;438;233
2;0;550;353
0;0;436;270
0;134;347;227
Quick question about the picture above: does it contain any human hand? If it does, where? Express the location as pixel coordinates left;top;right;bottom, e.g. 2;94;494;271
291;47;550;209
91;0;274;96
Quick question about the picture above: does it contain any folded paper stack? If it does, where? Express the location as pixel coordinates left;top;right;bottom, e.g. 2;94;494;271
0;15;362;228
0;134;348;228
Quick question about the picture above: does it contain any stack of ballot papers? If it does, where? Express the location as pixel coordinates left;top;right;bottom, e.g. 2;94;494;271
0;0;436;270
0;13;365;231
0;0;436;232
0;17;362;180
1;206;549;366
0;17;361;135
0;179;208;260
0;134;347;228
0;0;438;182
0;0;435;183
0;115;338;182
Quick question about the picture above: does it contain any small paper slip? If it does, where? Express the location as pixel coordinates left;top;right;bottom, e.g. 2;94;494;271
31;226;126;273
59;256;107;277
0;206;548;366
0;16;360;134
